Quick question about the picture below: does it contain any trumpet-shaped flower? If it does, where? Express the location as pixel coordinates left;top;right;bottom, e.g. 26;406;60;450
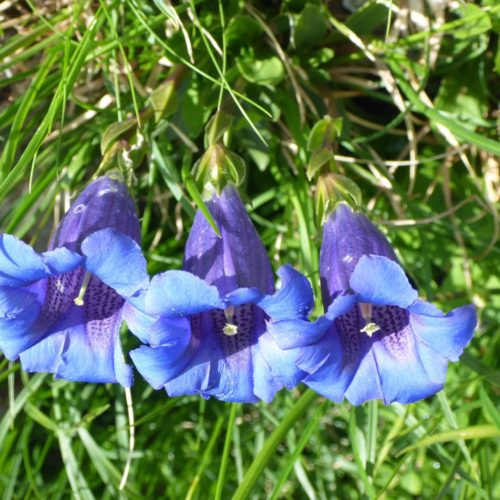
269;204;476;405
129;186;313;402
0;176;148;386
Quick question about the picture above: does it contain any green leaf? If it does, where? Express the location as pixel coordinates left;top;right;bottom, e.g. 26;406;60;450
182;162;221;237
223;151;246;187
294;4;327;49
435;60;490;130
204;111;233;148
345;2;389;35
334;174;363;206
306;148;332;180
100;118;137;155
307;116;342;152
454;4;492;39
24;403;58;432
237;55;285;86
225;15;263;46
150;80;176;123
398;425;500;456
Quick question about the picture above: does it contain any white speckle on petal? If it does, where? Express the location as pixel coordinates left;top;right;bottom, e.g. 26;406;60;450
73;204;86;213
97;186;118;197
55;279;65;294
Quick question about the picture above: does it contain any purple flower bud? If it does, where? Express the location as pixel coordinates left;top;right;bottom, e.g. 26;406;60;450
50;175;141;251
320;203;398;306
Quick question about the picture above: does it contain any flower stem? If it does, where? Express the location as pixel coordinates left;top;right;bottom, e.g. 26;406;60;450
214;402;238;500
233;389;318;500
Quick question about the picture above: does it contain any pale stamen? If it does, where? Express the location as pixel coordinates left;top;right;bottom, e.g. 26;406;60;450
74;272;92;306
222;305;238;336
359;302;380;337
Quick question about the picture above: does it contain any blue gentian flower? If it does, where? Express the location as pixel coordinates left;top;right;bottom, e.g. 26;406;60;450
269;204;477;405
129;185;313;402
0;175;148;387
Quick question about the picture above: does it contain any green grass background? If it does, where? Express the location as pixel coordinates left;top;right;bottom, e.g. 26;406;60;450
0;0;499;498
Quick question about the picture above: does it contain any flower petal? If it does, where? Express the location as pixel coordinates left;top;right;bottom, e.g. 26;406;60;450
81;228;148;298
183;185;274;295
164;338;213;397
251;343;284;402
370;326;444;404
324;293;359;321
0;286;43;359
50;175;141;250
52;305;132;386
145;270;223;317
42;247;84;274
0;234;49;287
122;299;158;344
297;326;352;403
224;287;264;306
320;204;398;305
258;264;314;321
258;330;305;389
131;343;192;390
267;316;331;350
350;255;418;307
344;350;384;405
19;331;65;373
148;316;191;347
409;304;476;362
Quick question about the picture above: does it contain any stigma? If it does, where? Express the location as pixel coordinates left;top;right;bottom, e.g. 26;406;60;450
359;302;380;337
223;305;238;336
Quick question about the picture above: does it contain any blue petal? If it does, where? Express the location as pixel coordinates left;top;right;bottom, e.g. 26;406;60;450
148;316;191;347
267;316;331;350
122;299;158;344
0;286;43;359
409;304;476;362
350;255;418;307
409;299;444;316
183;185;274;296
320;204;398;305
413;336;449;386
370;328;444;404
131;344;192;390
224;287;264;306
164;337;213;397
297;326;351;403
46;305;132;386
19;332;65;373
81;229;148;298
258;330;305;389
0;234;49;287
146;270;223;317
251;343;283;402
50;175;141;249
203;343;256;403
42;247;84;274
259;264;314;321
344;350;384;405
324;293;359;321
268;293;357;354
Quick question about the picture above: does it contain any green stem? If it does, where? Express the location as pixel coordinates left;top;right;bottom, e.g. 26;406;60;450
215;403;238;500
232;389;318;500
